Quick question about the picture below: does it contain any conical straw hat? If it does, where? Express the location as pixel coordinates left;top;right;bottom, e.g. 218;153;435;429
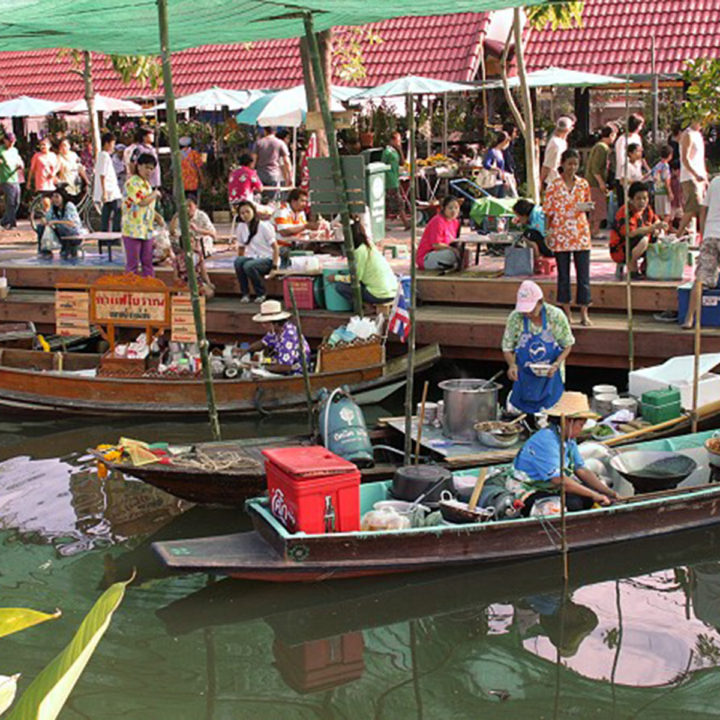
546;391;599;419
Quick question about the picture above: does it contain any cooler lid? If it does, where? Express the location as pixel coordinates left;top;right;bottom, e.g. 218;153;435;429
262;446;358;477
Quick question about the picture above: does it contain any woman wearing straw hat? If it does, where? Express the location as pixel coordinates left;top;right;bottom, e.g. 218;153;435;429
514;391;620;512
247;299;310;375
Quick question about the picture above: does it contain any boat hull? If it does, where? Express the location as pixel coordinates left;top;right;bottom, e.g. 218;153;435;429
153;483;720;582
0;344;439;415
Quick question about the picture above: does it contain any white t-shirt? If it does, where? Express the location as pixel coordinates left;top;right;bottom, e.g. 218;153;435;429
542;135;567;184
93;150;122;203
702;177;720;239
621;159;644;183
680;128;707;183
614;132;643;181
236;220;276;260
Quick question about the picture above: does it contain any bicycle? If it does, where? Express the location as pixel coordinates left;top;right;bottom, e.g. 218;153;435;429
29;176;102;233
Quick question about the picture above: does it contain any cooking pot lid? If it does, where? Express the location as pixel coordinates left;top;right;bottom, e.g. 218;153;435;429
393;465;452;482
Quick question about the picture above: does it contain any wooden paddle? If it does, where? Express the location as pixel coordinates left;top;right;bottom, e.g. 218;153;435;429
468;467;488;511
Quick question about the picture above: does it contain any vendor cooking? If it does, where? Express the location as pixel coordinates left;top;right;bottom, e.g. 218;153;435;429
502;280;575;416
248;299;311;375
514;392;620;512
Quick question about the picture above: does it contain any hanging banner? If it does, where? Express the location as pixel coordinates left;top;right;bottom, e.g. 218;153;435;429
171;294;206;343
55;290;90;337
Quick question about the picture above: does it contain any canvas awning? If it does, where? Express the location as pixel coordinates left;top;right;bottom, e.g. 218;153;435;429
0;0;542;55
483;66;624;90
56;94;144;113
152;87;267;112
235;85;348;127
352;75;473;99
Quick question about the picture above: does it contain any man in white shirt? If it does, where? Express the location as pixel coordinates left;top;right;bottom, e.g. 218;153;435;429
678;119;708;237
682;174;720;329
540;116;574;187
93;133;122;232
614;114;646;183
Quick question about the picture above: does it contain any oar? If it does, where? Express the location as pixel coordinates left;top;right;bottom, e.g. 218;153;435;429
468;467;488;511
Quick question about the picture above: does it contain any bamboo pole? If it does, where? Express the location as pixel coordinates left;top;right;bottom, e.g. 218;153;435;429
403;92;418;464
414;380;429;464
302;13;363;315
623;71;635;371
651;36;659;147
157;0;221;441
692;283;702;432
560;414;569;582
288;284;314;434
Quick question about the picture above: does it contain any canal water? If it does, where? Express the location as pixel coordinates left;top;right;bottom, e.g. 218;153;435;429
3;364;720;719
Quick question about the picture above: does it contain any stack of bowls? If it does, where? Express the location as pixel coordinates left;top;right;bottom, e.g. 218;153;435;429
592;384;618;417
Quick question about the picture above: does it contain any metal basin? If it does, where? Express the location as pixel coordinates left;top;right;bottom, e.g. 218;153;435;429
609;450;698;494
439;379;500;441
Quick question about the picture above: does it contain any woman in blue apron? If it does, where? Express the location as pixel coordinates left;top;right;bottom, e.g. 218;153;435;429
502;280;575;415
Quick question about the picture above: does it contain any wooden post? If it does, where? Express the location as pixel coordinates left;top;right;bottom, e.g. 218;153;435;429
82;51;100;160
623;72;635;372
693;283;702;433
157;0;221;441
560;414;569;582
288;284;314;434
403;91;418;464
303;13;363;315
651;35;659;146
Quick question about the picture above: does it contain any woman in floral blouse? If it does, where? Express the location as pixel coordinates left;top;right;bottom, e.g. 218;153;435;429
543;149;593;326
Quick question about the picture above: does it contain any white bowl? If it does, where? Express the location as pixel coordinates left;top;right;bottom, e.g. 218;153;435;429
528;362;553;377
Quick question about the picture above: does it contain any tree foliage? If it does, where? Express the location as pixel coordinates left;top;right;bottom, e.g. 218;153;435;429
333;27;384;83
110;55;162;90
526;1;584;30
682;57;720;127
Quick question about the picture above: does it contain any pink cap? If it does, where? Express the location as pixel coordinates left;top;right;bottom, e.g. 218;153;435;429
515;280;543;313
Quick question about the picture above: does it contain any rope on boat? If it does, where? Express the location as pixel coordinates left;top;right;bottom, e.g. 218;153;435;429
170;449;263;473
537;512;563;550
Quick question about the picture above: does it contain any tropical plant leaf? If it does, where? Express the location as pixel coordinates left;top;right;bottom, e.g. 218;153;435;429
5;577;133;720
0;610;60;639
0;675;20;716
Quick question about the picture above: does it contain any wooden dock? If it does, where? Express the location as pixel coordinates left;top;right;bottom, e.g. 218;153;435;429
0;255;714;369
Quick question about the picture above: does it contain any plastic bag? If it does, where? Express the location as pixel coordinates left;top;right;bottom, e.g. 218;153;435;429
40;225;59;251
646;241;688;281
360;508;411;532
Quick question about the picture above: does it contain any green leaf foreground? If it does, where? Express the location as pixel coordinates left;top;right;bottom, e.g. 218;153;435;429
5;577;132;720
0;610;61;640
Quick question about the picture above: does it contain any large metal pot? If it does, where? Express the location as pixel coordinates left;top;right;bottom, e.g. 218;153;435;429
438;379;500;440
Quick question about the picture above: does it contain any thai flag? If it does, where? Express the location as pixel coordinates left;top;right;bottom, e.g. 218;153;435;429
389;285;411;342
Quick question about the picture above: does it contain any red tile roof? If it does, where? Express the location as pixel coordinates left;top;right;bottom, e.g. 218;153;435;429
525;0;720;77
0;13;490;102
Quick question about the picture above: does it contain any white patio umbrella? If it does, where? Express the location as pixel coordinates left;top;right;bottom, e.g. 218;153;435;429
0;95;62;117
57;94;144;113
152;86;266;112
350;75;473;100
483;67;624;89
235;84;348;127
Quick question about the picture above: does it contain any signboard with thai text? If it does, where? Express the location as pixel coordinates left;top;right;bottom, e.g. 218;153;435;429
55;290;90;337
93;289;168;324
171;294;205;343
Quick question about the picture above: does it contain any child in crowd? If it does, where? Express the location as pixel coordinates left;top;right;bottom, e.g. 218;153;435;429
650;145;674;224
512;198;553;265
228;153;262;205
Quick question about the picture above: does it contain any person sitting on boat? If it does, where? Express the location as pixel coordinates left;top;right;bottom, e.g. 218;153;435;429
329;216;398;306
512;199;553;266
249;299;311;375
609;181;668;279
502;280;574;417
514;392;620;513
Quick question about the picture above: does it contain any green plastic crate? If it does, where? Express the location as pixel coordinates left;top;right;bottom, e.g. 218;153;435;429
641;387;682;424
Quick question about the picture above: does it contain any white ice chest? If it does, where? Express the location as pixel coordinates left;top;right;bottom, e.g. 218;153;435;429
628;353;720;411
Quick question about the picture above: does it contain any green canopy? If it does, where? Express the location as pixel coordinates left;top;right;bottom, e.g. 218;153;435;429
0;0;543;55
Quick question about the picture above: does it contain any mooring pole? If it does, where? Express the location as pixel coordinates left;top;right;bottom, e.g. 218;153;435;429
403;92;418;464
157;0;221;440
622;71;635;372
289;284;314;435
302;12;363;315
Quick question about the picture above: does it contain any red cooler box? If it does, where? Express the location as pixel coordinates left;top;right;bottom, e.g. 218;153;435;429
262;446;361;533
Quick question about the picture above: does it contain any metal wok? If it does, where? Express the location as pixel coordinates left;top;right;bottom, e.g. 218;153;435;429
609;450;698;494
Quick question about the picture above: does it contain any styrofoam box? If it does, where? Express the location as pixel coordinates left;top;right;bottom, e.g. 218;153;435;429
629;353;720;411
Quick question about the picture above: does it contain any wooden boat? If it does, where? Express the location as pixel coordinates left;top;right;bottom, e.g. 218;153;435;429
89;431;404;507
153;430;720;582
0;343;439;416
